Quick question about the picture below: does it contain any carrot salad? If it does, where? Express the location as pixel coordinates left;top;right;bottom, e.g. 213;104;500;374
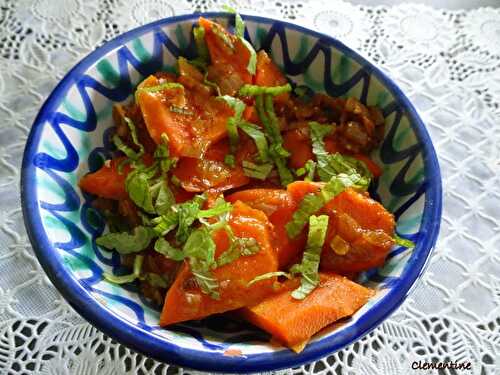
79;13;413;351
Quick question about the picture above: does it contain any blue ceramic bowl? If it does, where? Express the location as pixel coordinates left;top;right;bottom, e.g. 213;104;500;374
21;12;442;373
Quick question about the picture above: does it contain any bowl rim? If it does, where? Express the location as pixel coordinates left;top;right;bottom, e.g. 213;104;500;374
21;11;442;373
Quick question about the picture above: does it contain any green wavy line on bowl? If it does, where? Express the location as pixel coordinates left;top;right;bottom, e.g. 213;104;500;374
38;170;65;200
43;213;64;230
63;253;88;272
376;91;389;107
175;25;189;51
293;35;310;63
97;59;121;87
386;168;425;212
255;27;268;51
331;54;350;86
132;38;151;62
393;126;412;151
62;98;113;123
41;139;66;160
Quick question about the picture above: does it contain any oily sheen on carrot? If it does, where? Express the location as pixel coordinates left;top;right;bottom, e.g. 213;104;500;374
159;201;278;326
241;273;373;349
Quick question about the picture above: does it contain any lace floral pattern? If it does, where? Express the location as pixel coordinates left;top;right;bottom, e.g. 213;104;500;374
0;0;499;373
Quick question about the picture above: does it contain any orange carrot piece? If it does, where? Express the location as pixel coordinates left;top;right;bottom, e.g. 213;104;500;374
227;188;307;268
325;189;395;233
199;17;252;95
172;157;249;193
321;189;395;273
286;180;323;203
283;129;314;169
172;140;250;193
226;189;290;216
137;75;232;158
241;273;373;348
159;201;278;326
255;50;289;104
78;155;157;200
243;105;260;123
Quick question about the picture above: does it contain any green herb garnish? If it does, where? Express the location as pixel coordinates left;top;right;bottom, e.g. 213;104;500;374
96;226;156;254
239;121;270;162
239;83;292;97
309;121;372;188
242;160;273;180
183;227;219;299
296;160;317;181
103;255;144;284
247;271;292;286
154;237;185;261
139;82;184;94
394;234;416;248
218;95;246;164
285;173;363;238
192;26;209;67
254;94;293;186
290;215;329;299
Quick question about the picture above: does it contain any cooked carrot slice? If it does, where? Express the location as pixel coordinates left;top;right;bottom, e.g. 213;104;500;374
199;17;252;96
241;273;373;349
243;105;260;123
172;158;249;193
79;157;131;199
137;75;232;158
160;201;278;326
226;189;290;216
282;125;382;176
324;189;395;233
255;50;289;104
80;155;153;200
227;188;307;268
172;140;250;193
283;128;314;169
321;189;395;273
286;180;323;203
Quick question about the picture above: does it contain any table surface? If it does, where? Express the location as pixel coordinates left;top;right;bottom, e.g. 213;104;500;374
1;0;499;374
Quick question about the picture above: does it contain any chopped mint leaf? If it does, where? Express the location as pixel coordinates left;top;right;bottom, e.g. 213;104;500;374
183;228;219;299
290;215;329;300
139;82;184;94
154;237;185;261
217;95;246;159
247;271;292;286
394;234;416;248
309;121;372;188
103;255;144;284
96;226;156;254
286;173;363;238
239;83;292;97
239;121;270;162
242;160;273;180
125;170;156;214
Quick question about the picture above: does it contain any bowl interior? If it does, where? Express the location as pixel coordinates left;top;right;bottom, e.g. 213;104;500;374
23;13;440;371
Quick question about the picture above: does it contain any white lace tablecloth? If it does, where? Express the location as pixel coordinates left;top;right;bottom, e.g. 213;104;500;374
1;0;499;373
